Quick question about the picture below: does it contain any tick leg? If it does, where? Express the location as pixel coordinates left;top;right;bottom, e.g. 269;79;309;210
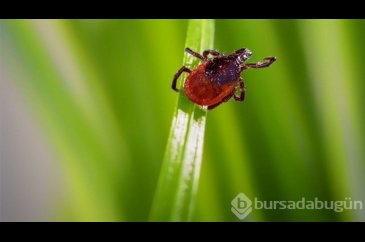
203;49;223;59
246;56;276;69
234;78;245;101
172;66;191;92
185;48;205;61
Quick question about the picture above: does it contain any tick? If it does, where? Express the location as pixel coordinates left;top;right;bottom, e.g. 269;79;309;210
171;48;276;110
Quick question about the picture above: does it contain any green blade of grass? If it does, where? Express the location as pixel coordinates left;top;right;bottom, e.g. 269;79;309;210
149;19;214;221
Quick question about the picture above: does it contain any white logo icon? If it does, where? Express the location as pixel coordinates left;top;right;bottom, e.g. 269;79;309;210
231;193;252;220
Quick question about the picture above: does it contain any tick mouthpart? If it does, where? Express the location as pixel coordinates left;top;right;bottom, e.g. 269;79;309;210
236;49;253;65
243;49;252;59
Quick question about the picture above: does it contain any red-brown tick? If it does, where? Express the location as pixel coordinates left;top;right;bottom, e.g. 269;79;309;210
172;48;276;110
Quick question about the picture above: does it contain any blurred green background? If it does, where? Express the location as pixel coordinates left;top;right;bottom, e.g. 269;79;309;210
1;19;365;221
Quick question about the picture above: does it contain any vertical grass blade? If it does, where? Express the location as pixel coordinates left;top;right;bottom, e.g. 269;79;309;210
150;19;215;221
2;20;126;220
300;19;364;221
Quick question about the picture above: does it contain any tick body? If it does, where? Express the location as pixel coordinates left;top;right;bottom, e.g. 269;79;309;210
172;48;276;110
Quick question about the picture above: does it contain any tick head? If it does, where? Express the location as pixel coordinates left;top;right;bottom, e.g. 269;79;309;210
234;48;252;64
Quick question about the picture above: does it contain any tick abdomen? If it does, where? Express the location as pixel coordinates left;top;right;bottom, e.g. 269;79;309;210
184;62;237;106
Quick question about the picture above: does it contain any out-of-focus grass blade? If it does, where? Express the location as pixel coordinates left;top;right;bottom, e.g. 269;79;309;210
300;19;365;221
1;20;127;220
150;19;214;221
